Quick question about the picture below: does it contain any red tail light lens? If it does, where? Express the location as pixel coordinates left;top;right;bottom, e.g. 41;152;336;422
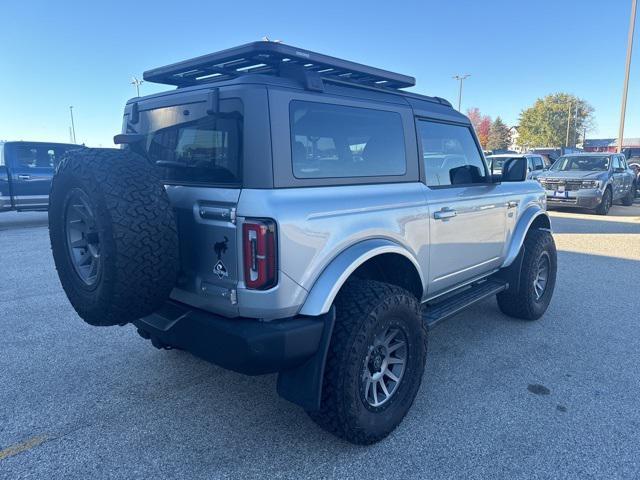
242;219;277;290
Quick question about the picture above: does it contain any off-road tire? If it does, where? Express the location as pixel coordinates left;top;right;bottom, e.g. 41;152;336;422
308;280;427;445
497;229;557;320
595;187;612;215
622;184;635;206
49;148;179;326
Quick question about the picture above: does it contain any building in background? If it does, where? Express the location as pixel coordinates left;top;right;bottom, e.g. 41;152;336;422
509;126;522;152
584;138;640;153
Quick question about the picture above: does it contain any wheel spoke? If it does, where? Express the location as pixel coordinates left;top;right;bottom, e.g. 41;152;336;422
379;379;390;398
387;340;405;354
387;357;405;365
383;328;398;346
384;369;399;382
71;238;87;249
78;252;92;266
372;383;379;405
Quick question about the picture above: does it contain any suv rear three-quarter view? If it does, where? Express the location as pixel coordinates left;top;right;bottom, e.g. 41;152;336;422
47;41;557;444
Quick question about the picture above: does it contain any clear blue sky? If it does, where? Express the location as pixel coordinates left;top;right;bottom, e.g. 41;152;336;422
1;0;637;147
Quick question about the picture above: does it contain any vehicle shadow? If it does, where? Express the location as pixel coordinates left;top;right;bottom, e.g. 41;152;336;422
549;208;640;234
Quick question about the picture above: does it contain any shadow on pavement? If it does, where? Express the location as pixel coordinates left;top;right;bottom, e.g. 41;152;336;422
0;211;48;231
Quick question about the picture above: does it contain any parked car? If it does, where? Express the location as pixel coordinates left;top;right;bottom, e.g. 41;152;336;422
628;161;640;197
0;141;78;212
486;153;546;179
48;42;557;444
536;153;636;214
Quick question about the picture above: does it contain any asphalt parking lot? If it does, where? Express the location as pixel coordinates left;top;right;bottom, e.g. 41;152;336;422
1;204;639;480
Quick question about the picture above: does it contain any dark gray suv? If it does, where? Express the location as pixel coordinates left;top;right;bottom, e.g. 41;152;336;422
536;153;636;215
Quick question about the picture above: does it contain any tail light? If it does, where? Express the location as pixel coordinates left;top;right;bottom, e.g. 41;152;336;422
242;219;277;290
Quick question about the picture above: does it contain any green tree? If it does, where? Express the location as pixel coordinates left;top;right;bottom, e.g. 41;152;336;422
517;93;594;149
487;117;511;151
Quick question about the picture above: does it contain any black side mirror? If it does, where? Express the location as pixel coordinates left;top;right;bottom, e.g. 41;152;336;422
614;167;625;173
502;157;527;182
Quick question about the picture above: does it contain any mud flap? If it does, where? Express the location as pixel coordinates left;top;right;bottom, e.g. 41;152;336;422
276;307;336;411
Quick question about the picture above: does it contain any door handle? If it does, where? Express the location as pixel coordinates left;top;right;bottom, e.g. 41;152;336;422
17;174;31;180
434;208;457;220
507;200;519;209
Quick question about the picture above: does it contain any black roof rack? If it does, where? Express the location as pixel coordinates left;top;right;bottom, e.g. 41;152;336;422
143;41;416;91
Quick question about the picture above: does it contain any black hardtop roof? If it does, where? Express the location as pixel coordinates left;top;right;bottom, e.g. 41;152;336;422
144;41;416;90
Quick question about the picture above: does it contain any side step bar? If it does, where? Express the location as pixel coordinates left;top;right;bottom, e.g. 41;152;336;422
422;278;508;329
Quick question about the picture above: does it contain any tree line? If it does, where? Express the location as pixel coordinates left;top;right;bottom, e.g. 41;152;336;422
467;92;594;151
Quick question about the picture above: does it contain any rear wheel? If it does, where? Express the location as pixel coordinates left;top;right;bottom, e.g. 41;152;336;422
497;229;557;320
49;148;179;326
622;184;635;206
595;187;612;215
308;280;427;445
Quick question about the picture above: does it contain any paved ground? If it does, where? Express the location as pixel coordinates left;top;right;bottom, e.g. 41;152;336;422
1;204;639;480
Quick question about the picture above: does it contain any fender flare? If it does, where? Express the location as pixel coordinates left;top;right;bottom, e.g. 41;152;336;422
502;205;551;268
298;238;424;317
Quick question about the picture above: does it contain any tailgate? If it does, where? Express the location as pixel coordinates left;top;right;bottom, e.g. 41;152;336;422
165;185;241;317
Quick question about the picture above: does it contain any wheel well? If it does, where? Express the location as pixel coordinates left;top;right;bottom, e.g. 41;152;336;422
529;213;551;231
350;253;423;300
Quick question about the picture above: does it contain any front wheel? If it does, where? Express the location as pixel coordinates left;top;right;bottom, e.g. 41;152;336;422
497;229;557;320
595;188;612;215
308;280;427;445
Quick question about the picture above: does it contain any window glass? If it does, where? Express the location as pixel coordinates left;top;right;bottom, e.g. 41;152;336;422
533;156;544;170
144;99;243;185
290;101;406;179
613;156;622;169
13;144;75;169
417;120;487;187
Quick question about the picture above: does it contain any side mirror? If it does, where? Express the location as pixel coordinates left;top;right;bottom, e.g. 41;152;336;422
502;157;527;182
615;167;625;173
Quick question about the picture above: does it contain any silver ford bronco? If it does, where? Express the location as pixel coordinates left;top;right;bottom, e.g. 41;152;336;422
49;42;557;445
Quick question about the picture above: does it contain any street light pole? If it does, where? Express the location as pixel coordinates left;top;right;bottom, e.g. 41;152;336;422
565;102;572;148
453;74;471;111
131;77;144;97
617;0;637;153
69;106;77;144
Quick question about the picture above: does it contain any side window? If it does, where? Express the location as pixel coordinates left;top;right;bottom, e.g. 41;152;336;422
0;146;4;167
417;120;487;187
145;99;243;185
613;156;622;170
533;156;544;170
289;101;406;179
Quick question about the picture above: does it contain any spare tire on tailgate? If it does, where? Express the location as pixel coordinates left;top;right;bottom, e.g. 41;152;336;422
49;148;179;326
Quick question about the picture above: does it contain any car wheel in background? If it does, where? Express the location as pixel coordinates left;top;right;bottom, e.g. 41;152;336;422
595;187;612;215
622;184;635;206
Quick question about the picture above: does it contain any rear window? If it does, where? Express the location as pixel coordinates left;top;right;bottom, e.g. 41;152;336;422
290;101;406;179
144;99;243;185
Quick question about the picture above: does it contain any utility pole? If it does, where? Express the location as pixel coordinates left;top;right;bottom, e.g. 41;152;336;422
573;104;579;147
69;106;77;144
453;74;471;111
131;77;144;97
565;102;572;148
617;0;637;153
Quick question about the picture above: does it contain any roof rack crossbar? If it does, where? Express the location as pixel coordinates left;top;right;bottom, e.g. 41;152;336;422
143;41;416;91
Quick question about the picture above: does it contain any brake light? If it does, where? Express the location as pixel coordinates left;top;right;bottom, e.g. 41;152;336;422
242;219;277;290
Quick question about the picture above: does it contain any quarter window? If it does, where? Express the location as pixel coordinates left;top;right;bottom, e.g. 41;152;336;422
417;120;487;187
145;99;243;185
289;101;406;179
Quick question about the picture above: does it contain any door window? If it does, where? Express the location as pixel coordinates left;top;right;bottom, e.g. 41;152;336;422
289;101;406;179
417;120;487;187
533;156;544;170
12;144;75;169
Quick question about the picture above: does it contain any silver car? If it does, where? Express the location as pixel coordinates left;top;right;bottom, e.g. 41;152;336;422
48;41;557;444
536;153;636;215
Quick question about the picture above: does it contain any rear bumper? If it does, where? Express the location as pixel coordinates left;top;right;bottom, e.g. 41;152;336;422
134;301;327;375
